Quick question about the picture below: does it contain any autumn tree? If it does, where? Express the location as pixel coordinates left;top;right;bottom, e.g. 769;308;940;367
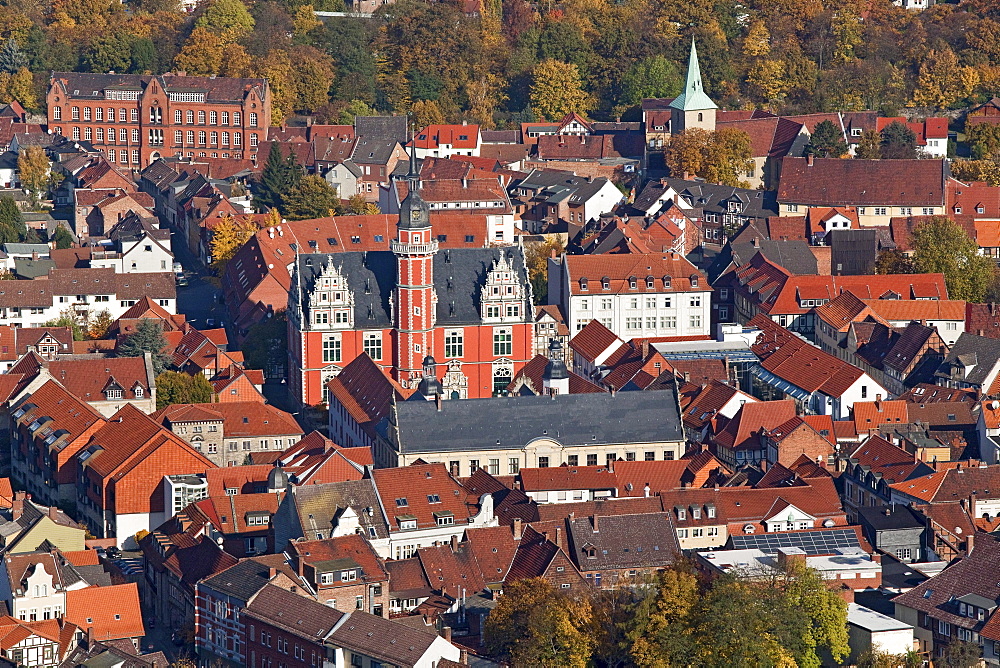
855;130;882;160
530;59;593;121
18;145;51;207
880;121;917;159
628;566;700;667
665;128;753;188
524;235;565;303
209;214;257;274
195;0;254;42
347;194;379;215
87;310;114;340
912;48;979;110
411;99;445;129
951;160;1000;186
805;120;848;158
874;249;915;275
117;319;170;374
290;46;335;113
173;28;224;76
484;578;595;667
912;217;997;303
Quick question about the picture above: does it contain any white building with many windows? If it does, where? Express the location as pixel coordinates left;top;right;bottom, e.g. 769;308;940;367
547;252;712;340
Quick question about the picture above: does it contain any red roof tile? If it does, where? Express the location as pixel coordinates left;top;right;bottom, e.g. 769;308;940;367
65;583;144;642
779;157;946;207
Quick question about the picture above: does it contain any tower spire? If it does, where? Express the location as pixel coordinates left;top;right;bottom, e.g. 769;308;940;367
669;38;718;113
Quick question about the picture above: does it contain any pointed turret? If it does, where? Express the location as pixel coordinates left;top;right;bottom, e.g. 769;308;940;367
398;146;430;230
669;39;717;134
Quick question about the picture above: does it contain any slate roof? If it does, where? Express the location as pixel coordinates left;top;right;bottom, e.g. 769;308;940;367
893;536;1000;631
387;389;683;454
566;512;681;570
294;247;528;328
640;178;779;219
51;72;266;103
245;584;343;636
290;480;390;540
935;333;1000;387
328;610;444;667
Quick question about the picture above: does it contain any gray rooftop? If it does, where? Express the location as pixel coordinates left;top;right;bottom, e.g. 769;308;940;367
201;558;280;601
384;388;683;454
935;333;1000;386
295;247;529;328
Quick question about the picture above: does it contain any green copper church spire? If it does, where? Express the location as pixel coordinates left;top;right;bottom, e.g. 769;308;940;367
669;38;718;112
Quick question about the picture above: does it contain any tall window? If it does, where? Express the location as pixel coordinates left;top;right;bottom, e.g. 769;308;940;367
174;131;183;144
130;109;138;122
493;327;512;356
250;133;258;147
198;110;206;124
198;131;206;145
186;110;194;124
53;107;62;120
120;128;127;141
249;112;258;126
186;131;194;144
175;110;182;124
97;128;104;141
322;336;341;363
222;132;230;145
222;111;230;125
71;106;79;120
95;107;102;120
444;330;463;358
119;108;127;122
131;128;139;142
84;127;92;140
210;131;218;145
233;112;241;125
210;111;218;125
363;332;382;360
234;132;242;146
72;127;80;140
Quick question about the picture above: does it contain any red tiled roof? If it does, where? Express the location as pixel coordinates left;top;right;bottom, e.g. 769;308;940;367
712;399;797;450
849;435;927;485
464;525;518;583
564;252;709;296
371;463;478;530
508;354;604;395
65;583;144;642
568;320;622;362
778;157;946;207
411;124;480;150
863;299;966;323
153;402;303;438
518;465;617;492
749;315;872;397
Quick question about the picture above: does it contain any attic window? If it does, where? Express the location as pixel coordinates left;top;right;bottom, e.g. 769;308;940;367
465;235;475;242
663;276;671;289
427;494;441;504
374;235;384;243
579;278;588;291
646;276;654;289
243;417;249;423
601;277;610;290
114;614;121;620
629;277;637;289
395;498;408;507
690;275;699;288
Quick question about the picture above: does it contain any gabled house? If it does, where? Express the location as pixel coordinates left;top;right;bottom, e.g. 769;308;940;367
565;512;681;588
840;435;934;523
64;583;144;648
286;535;389;617
935;333;1000;395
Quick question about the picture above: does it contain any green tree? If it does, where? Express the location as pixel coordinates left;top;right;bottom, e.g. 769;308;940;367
43;310;85;341
283;174;341;220
0;39;27;74
51;225;74;249
195;0;255;42
240;310;286;375
967;123;1000;161
155;371;214;410
880;121;917;159
912;217;998;303
484;578;595;667
939;640;983;668
117;319;170;374
617;55;682;111
256;142;298;211
804;120;848;158
874;249;915;275
0;196;27;244
336;99;375;125
855;130;882;160
530;58;593;121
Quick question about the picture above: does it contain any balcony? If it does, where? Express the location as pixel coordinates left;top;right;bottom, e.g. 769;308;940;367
390;239;439;255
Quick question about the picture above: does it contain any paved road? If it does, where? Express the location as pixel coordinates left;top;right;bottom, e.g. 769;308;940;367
170;230;227;330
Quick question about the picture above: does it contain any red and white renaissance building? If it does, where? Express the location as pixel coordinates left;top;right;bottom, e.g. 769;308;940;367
288;153;535;406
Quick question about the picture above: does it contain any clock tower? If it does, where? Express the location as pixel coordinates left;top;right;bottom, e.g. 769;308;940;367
392;148;438;386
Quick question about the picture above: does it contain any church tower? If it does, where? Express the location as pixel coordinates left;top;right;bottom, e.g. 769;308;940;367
669;39;718;134
392;148;437;387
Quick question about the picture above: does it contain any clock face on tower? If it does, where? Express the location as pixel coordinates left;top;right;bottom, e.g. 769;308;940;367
410;208;425;224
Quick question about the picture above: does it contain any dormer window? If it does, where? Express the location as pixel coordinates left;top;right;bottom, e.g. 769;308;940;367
398;517;417;530
602;277;610;290
629;277;637;290
707;505;716;519
105;389;123;400
319;572;334;585
579;278;588;291
134;386;143;398
663;276;671;289
342;570;357;582
690;275;699;288
646;276;654;289
676;507;686;520
692;507;701;520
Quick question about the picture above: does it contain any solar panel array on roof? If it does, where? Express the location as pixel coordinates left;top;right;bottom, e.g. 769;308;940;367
728;528;861;555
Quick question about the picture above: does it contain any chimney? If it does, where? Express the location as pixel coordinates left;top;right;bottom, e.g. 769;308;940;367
12;492;25;520
592;515;599;532
806;153;815;167
512;518;523;541
268;567;277;579
682;171;689;180
460;649;469;665
462;119;468;126
776;547;807;570
450;534;458;551
435;394;442;412
644;483;650;497
48;506;58;521
31;251;38;261
555;526;562;549
683;371;691;382
442;626;452;643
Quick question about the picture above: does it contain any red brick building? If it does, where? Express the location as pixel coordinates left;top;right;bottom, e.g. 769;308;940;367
289;158;534;406
47;73;272;169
